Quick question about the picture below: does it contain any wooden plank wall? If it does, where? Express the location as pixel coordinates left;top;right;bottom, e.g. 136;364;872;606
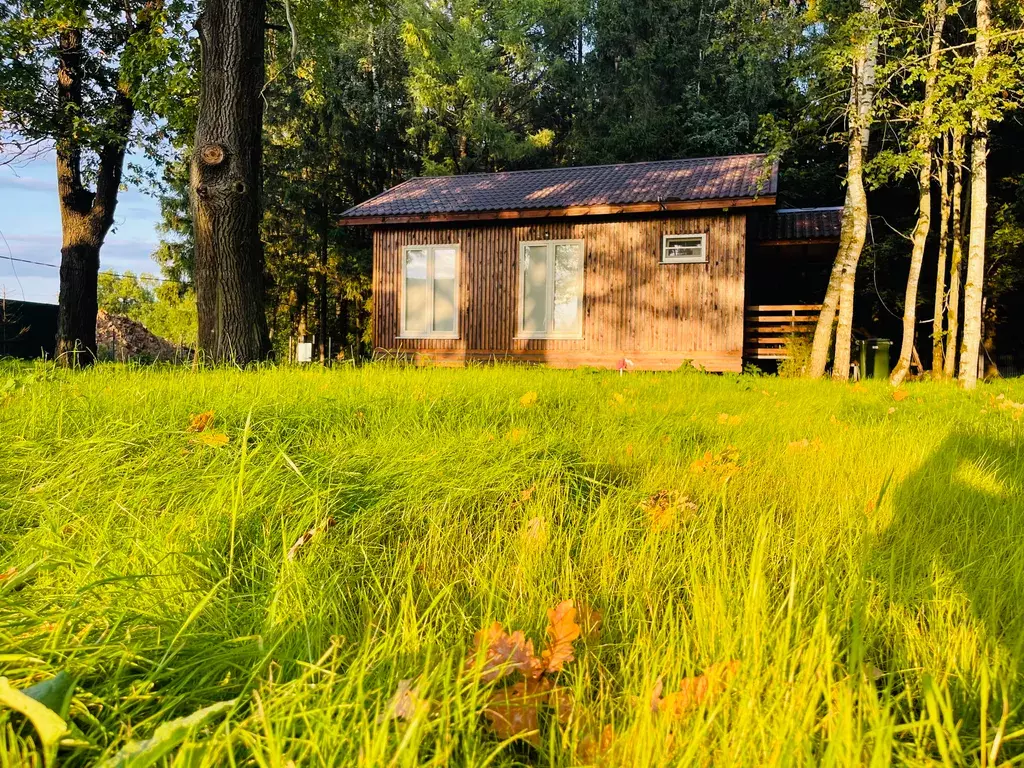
372;212;747;371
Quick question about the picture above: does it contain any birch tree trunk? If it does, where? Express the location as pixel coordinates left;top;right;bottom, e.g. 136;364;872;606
943;127;965;377
932;133;952;375
890;0;947;386
191;0;270;365
808;0;878;379
958;0;990;388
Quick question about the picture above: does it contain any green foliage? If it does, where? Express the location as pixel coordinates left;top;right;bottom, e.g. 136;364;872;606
572;0;805;163
2;365;1024;763
96;270;197;347
401;0;576;173
0;0;197;176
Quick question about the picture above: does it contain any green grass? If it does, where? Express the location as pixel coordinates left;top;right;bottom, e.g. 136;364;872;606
2;361;1024;766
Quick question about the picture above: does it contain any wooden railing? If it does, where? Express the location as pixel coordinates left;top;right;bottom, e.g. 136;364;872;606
744;304;822;360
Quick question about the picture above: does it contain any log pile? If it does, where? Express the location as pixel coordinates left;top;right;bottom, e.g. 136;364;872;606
95;310;191;362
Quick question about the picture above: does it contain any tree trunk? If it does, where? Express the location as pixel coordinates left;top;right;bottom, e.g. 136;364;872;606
316;211;330;363
890;0;947;386
932;133;952;375
982;298;999;378
192;0;270;365
943;127;966;378
959;0;990;388
808;0;877;380
54;26;134;366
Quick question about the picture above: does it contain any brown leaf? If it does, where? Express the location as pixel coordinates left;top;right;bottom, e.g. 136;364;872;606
641;490;676;531
653;660;740;719
892;389;910;402
0;567;17;582
548;686;574;725
521;485;536;502
579;724;615;763
187;410;215;432
541;600;581;674
287;517;337;561
467;623;542;682
483;680;546;746
519;391;538;407
378;679;427;722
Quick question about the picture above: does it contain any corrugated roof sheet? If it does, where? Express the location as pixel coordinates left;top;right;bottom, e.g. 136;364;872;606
758;207;843;242
342;154;776;221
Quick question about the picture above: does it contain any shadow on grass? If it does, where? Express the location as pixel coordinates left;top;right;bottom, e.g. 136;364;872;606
871;430;1024;758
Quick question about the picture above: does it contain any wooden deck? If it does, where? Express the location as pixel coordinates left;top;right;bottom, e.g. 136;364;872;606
744;304;822;360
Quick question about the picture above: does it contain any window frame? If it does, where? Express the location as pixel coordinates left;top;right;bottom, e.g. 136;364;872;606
661;233;708;264
398;243;461;340
516;238;586;340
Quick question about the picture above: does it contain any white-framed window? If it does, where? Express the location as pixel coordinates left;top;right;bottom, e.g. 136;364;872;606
400;244;459;338
662;233;707;264
517;239;585;339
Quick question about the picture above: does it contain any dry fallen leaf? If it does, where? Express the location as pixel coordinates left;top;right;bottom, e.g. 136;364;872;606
468;623;542;682
892;390;910;402
187;410;215;432
520;391;538;408
0;567;17;582
541;600;581;674
690;447;740;476
287;517;337;561
548;685;574;725
483;679;547;746
640;491;696;531
652;660;740;719
378;679;427;722
579;724;615;763
194;431;229;447
717;413;741;425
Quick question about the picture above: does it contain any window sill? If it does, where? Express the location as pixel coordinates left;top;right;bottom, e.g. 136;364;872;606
515;335;585;341
397;334;461;341
661;259;708;265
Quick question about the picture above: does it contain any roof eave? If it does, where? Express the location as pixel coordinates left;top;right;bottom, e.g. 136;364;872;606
341;194;777;226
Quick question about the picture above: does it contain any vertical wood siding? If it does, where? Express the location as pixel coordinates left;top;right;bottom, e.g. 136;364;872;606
371;213;747;371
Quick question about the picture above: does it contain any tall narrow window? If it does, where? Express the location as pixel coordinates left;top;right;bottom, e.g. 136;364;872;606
518;240;585;339
401;244;459;338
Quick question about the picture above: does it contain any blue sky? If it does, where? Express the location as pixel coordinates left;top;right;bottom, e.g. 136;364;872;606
0;152;164;304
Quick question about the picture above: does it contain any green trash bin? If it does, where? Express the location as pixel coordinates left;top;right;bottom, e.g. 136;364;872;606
855;338;892;379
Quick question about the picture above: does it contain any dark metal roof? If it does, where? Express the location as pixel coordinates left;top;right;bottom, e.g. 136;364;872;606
342;154;777;223
758;206;843;242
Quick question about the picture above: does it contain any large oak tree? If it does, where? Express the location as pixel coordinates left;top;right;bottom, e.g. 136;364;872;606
190;0;270;364
0;0;192;365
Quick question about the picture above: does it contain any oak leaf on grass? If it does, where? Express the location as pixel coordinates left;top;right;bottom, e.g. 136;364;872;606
467;623;542;682
187;411;215;432
541;600;581;674
651;660;740;719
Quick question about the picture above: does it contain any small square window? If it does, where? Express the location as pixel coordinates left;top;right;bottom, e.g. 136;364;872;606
662;233;707;264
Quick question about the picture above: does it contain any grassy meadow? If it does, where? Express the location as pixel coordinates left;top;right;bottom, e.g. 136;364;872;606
2;361;1024;766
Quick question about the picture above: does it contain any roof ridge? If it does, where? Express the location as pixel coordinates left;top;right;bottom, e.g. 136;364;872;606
409;153;770;183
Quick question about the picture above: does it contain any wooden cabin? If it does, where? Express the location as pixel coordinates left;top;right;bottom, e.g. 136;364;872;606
341;155;840;372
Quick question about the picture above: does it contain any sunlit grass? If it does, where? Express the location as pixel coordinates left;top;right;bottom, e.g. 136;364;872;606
1;361;1024;766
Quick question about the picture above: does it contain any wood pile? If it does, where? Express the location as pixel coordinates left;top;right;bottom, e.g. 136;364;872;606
95;310;191;362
